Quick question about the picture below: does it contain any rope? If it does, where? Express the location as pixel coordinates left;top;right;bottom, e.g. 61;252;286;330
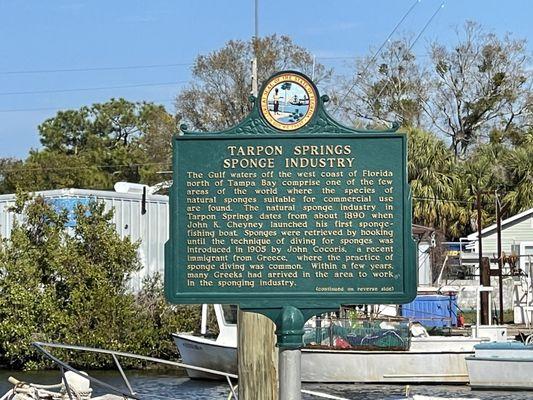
3;380;92;400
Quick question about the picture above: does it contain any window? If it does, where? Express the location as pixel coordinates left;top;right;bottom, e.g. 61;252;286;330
221;304;238;325
520;242;533;273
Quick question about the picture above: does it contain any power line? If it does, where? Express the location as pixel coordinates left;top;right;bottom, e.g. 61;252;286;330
0;81;187;97
413;197;472;205
0;62;193;75
374;1;445;100
332;0;421;114
1;162;172;173
0;54;438;75
316;54;431;61
0;99;176;113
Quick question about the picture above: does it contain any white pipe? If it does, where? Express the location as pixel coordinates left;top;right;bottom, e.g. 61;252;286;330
201;304;208;335
279;349;301;400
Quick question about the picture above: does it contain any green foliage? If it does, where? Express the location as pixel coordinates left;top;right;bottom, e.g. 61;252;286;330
407;127;533;239
0;158;22;194
133;275;202;361
175;34;332;132
502;141;533;215
407;128;461;237
1;99;178;194
427;21;530;157
0;195;199;370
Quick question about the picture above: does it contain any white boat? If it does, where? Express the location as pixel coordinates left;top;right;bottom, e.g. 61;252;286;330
173;304;491;384
466;340;533;390
172;304;237;380
302;336;484;383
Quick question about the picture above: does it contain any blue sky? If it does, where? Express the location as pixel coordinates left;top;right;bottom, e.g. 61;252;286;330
0;0;531;158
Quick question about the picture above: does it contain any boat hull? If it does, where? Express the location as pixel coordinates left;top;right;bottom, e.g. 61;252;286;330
172;334;237;380
466;356;533;390
174;333;476;383
466;342;533;390
302;349;470;383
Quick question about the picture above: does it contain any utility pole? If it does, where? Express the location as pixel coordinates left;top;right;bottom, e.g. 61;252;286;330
477;192;489;325
496;192;504;325
239;2;279;399
251;58;258;97
251;0;259;97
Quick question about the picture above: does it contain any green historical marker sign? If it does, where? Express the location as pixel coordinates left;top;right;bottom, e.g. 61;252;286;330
165;71;416;339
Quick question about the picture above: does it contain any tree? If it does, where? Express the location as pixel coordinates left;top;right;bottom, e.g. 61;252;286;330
3;99;178;193
0;195;202;369
407;128;533;239
407;128;461;237
0;196;142;368
336;38;428;128
3;151;111;193
425;22;531;157
175;35;333;131
502;139;533;215
0;158;22;194
281;81;292;109
137;104;178;185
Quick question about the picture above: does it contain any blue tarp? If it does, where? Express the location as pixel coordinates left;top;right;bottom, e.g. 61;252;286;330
48;197;91;227
402;294;458;328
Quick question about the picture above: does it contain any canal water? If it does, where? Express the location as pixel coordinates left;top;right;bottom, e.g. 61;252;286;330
1;369;533;399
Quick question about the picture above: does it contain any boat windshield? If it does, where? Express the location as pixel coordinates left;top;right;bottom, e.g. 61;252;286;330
222;305;238;325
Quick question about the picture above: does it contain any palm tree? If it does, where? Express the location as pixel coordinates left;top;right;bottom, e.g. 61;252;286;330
455;142;510;236
407;128;460;237
280;82;292;112
503;142;533;215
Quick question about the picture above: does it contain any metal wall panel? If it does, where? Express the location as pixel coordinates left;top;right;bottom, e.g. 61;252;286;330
0;189;169;292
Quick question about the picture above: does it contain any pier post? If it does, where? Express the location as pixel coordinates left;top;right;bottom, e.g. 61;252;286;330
238;310;278;400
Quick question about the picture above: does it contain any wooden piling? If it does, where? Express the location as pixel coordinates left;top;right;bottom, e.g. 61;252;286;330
480;257;491;324
237;310;278;400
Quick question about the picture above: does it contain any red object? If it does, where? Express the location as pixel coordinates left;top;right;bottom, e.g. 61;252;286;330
334;337;352;349
457;314;465;327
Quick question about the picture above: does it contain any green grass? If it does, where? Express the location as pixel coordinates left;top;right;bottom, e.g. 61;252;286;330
460;309;514;325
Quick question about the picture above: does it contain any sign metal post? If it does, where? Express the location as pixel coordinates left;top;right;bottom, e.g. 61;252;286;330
165;71;416;399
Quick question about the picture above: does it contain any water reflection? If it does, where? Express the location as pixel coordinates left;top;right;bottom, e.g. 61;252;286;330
2;369;533;399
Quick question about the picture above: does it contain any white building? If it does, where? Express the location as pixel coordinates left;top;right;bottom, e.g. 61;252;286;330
462;208;533;323
0;188;169;292
464;207;533;272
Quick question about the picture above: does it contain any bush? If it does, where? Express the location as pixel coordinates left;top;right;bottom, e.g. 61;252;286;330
0;195;200;370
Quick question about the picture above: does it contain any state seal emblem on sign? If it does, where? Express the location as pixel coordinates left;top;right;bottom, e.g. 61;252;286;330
259;71;318;131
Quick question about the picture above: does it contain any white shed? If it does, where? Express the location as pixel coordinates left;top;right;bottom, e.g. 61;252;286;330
0;188;169;292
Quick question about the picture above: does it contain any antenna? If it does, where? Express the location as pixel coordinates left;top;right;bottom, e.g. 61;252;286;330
251;0;259;97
